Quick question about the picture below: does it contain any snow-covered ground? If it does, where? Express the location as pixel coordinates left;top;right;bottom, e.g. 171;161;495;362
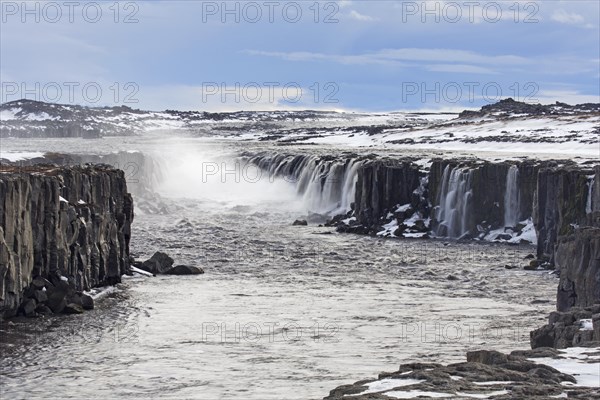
3;99;597;159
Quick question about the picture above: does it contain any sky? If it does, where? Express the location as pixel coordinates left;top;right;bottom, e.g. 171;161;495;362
1;0;599;112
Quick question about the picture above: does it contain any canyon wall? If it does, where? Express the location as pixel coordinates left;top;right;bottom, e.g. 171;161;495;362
0;164;133;318
353;159;422;228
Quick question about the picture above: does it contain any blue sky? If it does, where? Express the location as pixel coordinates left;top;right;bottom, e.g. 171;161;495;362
1;0;599;111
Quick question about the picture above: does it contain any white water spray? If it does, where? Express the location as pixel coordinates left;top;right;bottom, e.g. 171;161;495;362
434;165;474;238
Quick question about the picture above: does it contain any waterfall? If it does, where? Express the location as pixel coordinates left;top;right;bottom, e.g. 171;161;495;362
503;165;520;228
586;175;595;214
433;165;474;238
248;153;362;216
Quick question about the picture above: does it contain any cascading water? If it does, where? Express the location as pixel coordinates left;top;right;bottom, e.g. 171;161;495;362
503;165;520;228
586;175;595;214
433;165;474;238
248;153;362;216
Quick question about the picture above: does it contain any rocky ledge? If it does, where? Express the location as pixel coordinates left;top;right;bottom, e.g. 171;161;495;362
325;348;600;399
0;164;133;318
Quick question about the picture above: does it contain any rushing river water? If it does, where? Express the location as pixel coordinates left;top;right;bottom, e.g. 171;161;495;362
0;137;558;399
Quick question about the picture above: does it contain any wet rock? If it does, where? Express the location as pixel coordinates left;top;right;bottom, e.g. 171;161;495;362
31;276;52;290
165;265;204;275
531;305;600;349
466;350;508;365
33;290;47;303
573;330;595;346
46;290;67;314
446;274;459;281
292;219;308;226
81;293;94;310
63;303;84;314
140;251;174;274
510;347;561;359
525;259;543;270
35;304;52;315
22;299;37;317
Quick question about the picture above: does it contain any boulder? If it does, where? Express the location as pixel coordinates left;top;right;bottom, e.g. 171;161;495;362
292;219;308;226
31;276;52;290
140;251;174;274
35;304;52;315
165;265;204;275
81;293;94;310
33;289;47;303
466;350;508;365
22;299;37;317
46;290;67;314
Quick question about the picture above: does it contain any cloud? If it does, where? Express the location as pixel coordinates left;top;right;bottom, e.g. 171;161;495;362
375;48;530;66
551;9;585;25
534;89;600;105
245;48;530;72
348;10;375;21
243;50;403;66
426;64;497;74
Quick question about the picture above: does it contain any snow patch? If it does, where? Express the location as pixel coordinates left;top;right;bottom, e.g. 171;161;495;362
529;347;600;387
353;378;425;395
0;151;45;161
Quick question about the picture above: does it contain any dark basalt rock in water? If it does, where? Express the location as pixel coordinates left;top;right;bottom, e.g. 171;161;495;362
0;164;133;318
292;219;308;226
140;251;174;274
530;304;600;349
165;265;204;275
14;270;97;317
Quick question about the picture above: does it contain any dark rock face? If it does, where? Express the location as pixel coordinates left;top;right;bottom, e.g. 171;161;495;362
140;251;174;274
0;164;133;318
428;159;541;238
292;219;308;226
534;164;593;260
165;265;204;275
555;227;600;311
354;159;422;228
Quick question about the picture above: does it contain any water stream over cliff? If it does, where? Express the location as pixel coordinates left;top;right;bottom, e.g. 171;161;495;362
433;166;474;239
504;165;520;229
